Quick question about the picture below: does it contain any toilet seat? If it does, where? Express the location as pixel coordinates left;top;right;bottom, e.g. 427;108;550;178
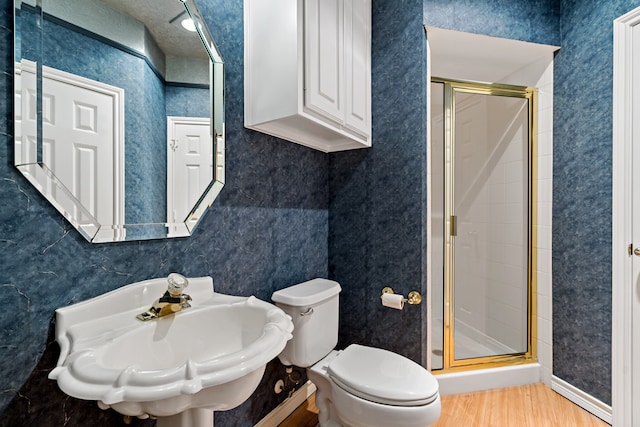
327;344;439;407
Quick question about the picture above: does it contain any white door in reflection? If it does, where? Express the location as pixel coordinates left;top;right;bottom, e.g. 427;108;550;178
16;62;124;233
43;72;117;226
14;62;36;167
167;116;212;233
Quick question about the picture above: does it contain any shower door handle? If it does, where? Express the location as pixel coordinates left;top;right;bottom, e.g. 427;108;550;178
450;215;457;236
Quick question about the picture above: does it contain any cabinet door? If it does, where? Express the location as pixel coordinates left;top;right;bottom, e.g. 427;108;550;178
304;0;344;123
344;0;370;137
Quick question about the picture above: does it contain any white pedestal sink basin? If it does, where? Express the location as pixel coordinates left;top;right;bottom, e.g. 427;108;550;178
49;276;293;427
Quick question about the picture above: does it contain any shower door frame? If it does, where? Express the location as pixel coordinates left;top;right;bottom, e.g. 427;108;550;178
434;78;538;372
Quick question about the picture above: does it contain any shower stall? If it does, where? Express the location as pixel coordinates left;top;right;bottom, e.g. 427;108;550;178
430;78;536;372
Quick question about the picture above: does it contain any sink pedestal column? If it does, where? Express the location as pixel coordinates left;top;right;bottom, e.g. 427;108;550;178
157;408;214;427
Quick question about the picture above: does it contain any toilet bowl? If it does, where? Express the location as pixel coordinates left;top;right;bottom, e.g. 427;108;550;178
272;279;441;427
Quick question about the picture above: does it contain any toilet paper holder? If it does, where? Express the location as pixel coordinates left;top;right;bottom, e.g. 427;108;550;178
381;287;422;305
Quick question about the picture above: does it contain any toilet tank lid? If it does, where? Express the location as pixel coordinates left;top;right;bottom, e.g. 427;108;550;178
272;278;341;306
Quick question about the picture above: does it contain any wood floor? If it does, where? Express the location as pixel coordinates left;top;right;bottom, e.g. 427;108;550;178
279;384;610;427
280;392;319;427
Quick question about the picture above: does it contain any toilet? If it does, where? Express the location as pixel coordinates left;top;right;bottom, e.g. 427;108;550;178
271;278;441;427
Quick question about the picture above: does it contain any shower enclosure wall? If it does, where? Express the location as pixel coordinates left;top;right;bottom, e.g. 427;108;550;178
430;79;536;371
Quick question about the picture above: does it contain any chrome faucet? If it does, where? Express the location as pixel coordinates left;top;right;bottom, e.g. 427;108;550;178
136;273;192;321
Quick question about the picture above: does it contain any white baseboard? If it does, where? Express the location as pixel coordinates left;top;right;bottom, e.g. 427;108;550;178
551;376;612;425
254;381;317;427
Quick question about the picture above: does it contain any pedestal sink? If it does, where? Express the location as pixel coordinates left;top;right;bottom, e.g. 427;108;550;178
49;276;294;427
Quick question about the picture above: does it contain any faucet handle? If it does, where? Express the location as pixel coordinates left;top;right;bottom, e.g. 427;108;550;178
167;273;189;297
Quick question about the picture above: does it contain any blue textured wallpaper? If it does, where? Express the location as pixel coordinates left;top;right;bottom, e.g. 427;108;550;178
1;0;328;426
423;0;560;46
552;0;640;406
166;85;209;118
329;0;428;364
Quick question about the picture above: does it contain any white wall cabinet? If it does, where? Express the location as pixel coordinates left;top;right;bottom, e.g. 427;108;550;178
244;0;371;152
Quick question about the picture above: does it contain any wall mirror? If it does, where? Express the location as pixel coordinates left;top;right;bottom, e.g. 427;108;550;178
13;0;225;242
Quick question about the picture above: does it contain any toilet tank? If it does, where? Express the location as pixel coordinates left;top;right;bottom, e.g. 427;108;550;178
271;278;341;367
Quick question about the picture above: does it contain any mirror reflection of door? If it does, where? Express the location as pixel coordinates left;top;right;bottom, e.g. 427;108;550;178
166;116;211;237
14;0;224;242
16;60;125;240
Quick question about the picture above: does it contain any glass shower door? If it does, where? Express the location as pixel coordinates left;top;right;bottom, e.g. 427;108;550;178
431;79;535;370
452;89;530;362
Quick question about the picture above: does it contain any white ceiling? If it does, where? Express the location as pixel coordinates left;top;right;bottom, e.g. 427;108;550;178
426;26;560;84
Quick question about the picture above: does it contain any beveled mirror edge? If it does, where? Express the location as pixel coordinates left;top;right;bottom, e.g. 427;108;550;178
13;0;225;243
181;0;225;236
186;132;225;234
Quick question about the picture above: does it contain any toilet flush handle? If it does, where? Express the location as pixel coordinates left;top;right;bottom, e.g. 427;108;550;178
300;307;314;316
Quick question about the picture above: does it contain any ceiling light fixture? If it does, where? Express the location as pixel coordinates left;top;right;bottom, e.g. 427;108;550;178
181;17;197;32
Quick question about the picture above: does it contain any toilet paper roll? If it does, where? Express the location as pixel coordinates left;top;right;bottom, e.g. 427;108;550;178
381;293;405;310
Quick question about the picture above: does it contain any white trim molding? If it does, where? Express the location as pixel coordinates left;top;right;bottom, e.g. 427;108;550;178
551;376;612;425
436;363;541;396
612;6;640;427
255;381;317;427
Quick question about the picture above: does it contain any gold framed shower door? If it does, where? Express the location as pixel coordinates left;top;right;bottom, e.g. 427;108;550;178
432;78;537;373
